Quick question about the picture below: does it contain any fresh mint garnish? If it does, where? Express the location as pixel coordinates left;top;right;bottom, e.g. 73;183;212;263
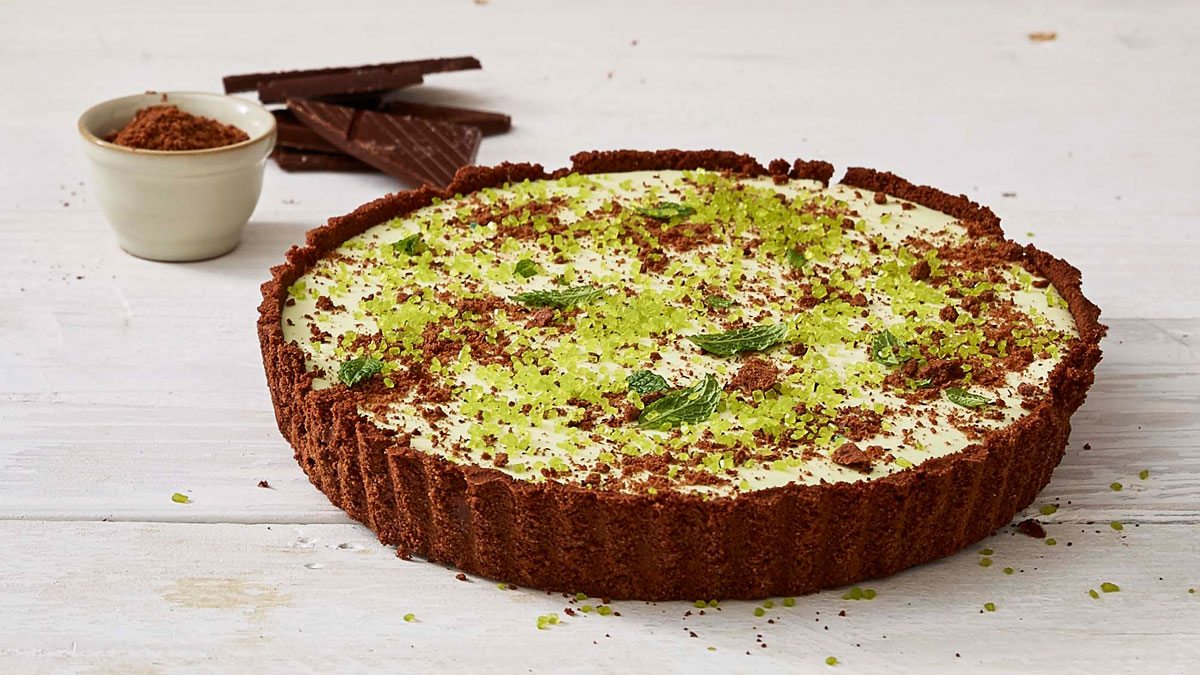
786;248;806;268
510;285;604;309
339;355;383;387
704;294;734;309
945;387;991;408
627;370;669;395
638;375;721;429
514;258;540;279
910;378;933;389
687;323;788;356
636;201;695;220
393;233;426;256
871;329;916;368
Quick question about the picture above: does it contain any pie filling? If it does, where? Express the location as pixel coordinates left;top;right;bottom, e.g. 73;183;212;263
281;170;1076;497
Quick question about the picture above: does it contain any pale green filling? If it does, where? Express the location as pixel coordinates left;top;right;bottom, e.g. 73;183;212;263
282;170;1076;496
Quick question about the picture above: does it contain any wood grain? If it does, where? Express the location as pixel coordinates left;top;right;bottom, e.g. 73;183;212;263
1;0;1198;671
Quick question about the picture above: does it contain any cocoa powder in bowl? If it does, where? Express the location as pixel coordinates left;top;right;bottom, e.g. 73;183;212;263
106;105;249;151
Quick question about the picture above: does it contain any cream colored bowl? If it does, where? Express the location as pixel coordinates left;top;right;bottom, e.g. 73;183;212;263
78;92;277;262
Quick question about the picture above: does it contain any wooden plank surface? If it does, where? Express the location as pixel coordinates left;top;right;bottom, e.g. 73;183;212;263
1;0;1198;672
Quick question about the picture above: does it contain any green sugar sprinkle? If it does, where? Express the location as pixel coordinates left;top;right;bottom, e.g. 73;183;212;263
1100;582;1120;593
536;613;561;629
980;548;994;555
1089;589;1100;599
1139;469;1150;480
754;607;765;617
1189;589;1195;594
171;492;189;504
1110;521;1123;531
708;599;719;608
1046;538;1057;546
1110;482;1123;492
1040;504;1058;516
783;597;796;607
403;613;415;622
984;602;996;612
597;606;613;616
841;586;876;600
980;558;994;567
693;599;707;608
577;592;589;601
826;656;839;666
1004;568;1015;575
763;600;775;609
580;605;594;613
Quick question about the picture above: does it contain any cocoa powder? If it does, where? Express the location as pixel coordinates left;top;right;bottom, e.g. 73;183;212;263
106;105;249;151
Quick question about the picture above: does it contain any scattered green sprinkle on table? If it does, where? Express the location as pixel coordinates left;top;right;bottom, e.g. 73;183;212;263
171;492;189;504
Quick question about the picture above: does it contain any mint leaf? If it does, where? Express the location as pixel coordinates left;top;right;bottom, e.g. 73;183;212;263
627;370;669;395
510;285;604;309
393;233;426;256
786;248;806;268
705;294;734;309
339;355;383;387
871;330;916;368
910;377;933;389
945;387;991;408
638;375;721;429
514;258;540;279
687;323;788;357
636;201;695;220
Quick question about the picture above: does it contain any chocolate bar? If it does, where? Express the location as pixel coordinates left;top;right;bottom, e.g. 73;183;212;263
273;110;342;153
257;66;423;105
287;99;481;189
223;57;481;94
271;147;376;173
378;101;511;136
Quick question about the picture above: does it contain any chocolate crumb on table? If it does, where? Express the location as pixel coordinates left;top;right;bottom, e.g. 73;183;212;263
105;105;249;151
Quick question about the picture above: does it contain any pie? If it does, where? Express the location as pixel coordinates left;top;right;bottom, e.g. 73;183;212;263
258;150;1104;600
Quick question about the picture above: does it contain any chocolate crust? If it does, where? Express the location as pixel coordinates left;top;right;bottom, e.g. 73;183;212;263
258;149;1105;600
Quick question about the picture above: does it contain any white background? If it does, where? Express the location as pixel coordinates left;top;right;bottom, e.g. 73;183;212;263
2;1;1198;672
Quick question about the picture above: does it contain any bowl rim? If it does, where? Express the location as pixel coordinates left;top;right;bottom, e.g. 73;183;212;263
78;90;277;157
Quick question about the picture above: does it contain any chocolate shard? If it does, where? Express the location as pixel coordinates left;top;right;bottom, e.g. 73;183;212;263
273;110;342;153
258;66;423;105
223;56;482;94
272;147;376;173
378;101;512;136
288;99;481;189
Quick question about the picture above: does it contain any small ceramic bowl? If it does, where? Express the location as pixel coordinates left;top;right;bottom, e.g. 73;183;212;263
78;92;277;262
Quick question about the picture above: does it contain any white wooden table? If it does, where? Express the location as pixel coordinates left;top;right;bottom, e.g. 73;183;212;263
3;1;1198;672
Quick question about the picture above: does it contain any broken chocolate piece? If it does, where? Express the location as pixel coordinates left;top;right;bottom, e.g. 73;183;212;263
222;56;481;94
1016;518;1047;539
272;147;376;173
257;66;424;105
378;100;512;136
831;442;873;473
273;110;342;153
287;99;481;188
